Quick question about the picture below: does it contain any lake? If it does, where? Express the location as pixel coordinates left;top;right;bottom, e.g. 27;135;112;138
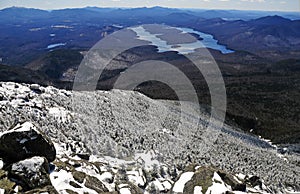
131;26;234;54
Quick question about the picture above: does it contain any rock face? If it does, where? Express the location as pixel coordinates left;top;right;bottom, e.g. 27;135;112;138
0;122;56;163
9;156;51;190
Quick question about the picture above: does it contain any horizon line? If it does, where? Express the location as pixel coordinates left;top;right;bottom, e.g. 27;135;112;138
1;5;299;13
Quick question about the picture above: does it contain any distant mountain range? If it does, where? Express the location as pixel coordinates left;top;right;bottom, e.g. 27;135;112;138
193;15;300;60
0;6;299;66
1;6;299;21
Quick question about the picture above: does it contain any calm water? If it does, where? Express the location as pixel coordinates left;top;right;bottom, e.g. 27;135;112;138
178;27;234;54
131;26;234;54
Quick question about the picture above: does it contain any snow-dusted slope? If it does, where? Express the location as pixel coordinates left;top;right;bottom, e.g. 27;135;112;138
0;82;299;193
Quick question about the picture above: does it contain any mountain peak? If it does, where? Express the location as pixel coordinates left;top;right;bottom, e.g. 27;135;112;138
252;15;291;25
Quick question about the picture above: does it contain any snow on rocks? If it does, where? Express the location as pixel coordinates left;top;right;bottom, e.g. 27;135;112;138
285;189;300;194
205;172;229;194
0;82;42;109
134;151;160;170
48;107;72;123
1;121;33;135
194;186;203;194
9;156;51;190
0;82;72;129
117;182;144;194
236;173;246;181
145;178;173;193
1;82;300;193
52;141;178;194
50;169;104;194
0;122;57;193
171;165;273;194
100;171;114;183
50;169;82;193
126;169;146;187
173;171;194;193
0;122;56;163
119;184;132;194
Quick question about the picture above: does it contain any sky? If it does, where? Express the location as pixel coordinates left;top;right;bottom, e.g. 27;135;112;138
0;0;299;12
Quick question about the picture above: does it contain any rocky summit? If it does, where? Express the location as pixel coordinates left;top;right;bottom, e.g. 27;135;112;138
0;82;299;193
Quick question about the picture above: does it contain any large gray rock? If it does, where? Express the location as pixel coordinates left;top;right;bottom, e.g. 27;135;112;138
0;122;56;163
177;166;248;194
9;156;51;190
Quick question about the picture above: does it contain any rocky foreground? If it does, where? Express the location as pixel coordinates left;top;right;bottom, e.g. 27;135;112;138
0;82;299;194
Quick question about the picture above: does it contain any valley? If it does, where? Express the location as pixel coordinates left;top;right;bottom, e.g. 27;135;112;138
0;7;299;148
0;4;300;194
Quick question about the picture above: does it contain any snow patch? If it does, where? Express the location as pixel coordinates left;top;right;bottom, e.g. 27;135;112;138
12;156;45;175
173;172;194;193
120;187;131;194
100;171;113;183
0;122;37;137
206;172;229;194
194;186;203;194
50;169;98;194
134;150;160;170
12;122;34;132
284;190;300;194
127;169;145;186
48;107;71;123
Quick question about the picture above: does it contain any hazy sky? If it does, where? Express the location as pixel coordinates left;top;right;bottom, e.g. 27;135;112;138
0;0;299;12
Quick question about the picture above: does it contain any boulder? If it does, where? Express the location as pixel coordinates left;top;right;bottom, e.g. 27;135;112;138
181;166;247;194
182;166;214;194
217;170;246;192
9;156;51;190
84;174;109;193
0;122;56;163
